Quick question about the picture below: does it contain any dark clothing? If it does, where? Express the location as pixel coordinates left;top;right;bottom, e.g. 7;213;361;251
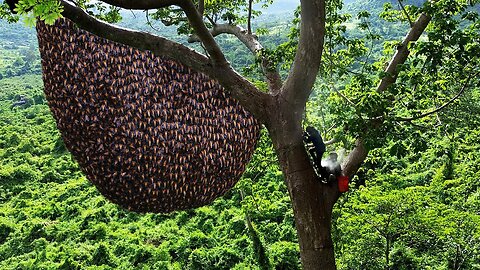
304;126;328;180
304;127;326;162
304;127;343;183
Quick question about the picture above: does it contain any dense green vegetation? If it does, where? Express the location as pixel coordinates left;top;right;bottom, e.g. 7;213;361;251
0;20;41;78
0;74;297;269
1;0;479;269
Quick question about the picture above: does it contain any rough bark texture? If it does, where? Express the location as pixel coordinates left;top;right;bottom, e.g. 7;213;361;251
58;0;337;268
31;0;433;268
266;1;339;267
265;98;339;270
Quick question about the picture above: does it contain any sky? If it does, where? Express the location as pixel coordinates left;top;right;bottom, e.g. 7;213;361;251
260;0;300;14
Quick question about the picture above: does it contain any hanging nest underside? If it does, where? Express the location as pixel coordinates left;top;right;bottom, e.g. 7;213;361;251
36;18;260;213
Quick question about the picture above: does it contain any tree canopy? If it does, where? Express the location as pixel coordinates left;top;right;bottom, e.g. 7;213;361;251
1;0;479;269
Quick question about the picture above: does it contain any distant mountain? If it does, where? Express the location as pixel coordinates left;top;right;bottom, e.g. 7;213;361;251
260;0;299;14
258;0;427;15
345;0;426;11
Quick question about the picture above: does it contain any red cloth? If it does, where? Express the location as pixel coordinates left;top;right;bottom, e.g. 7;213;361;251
338;175;349;193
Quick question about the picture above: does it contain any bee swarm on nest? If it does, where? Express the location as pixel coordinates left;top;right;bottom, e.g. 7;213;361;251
37;19;260;213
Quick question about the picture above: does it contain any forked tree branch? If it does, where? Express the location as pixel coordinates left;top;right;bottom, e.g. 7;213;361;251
281;0;326;106
342;13;432;177
178;0;229;67
101;0;229;69
99;0;283;92
188;23;283;92
188;24;262;54
59;0;270;121
177;1;274;118
92;0;273;100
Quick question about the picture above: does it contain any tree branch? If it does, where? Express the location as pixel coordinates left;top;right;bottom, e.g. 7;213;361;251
99;0;181;10
188;24;262;52
397;0;414;27
342;138;368;177
145;10;162;32
324;138;337;146
247;0;253;34
161;16;188;26
342;13;432;177
178;0;229;67
377;13;431;94
176;1;273;119
280;0;326;106
198;0;204;17
395;71;479;122
335;90;356;107
187;23;283;91
61;1;208;73
59;0;270;122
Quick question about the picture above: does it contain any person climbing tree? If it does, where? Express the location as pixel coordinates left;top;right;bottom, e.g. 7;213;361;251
303;126;328;181
4;0;475;268
324;152;342;183
303;126;344;184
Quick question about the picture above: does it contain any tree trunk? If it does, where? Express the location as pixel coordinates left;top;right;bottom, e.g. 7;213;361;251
385;237;390;270
266;100;340;270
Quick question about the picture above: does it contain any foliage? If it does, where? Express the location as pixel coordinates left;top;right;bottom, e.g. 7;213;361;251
0;73;301;269
1;0;479;269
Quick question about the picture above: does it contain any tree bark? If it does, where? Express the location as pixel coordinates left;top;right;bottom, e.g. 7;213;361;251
263;0;340;267
266;98;339;270
385;237;390;270
7;0;440;268
342;13;432;177
57;1;335;268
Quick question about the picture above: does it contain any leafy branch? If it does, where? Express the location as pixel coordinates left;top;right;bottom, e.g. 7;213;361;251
187;23;282;92
342;12;432;177
395;70;480;122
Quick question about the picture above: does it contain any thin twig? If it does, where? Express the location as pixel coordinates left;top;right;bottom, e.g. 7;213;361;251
397;0;414;27
395;71;479;122
360;19;375;75
325;123;337;135
325;138;338;146
247;0;253;34
335;90;356;107
145;10;162;32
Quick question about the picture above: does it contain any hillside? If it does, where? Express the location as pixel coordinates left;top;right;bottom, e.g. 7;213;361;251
1;1;479;269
